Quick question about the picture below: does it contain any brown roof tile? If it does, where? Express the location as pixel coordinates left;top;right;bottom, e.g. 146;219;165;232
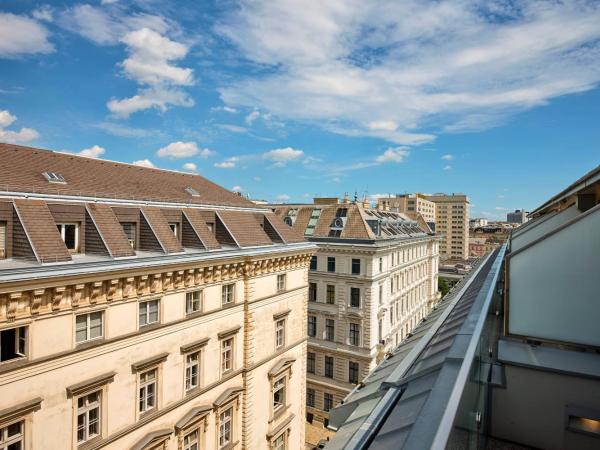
342;205;374;239
86;203;136;257
182;209;221;250
13;199;71;263
0;144;254;208
140;207;184;253
292;207;313;235
312;206;336;237
263;213;306;244
216;210;273;247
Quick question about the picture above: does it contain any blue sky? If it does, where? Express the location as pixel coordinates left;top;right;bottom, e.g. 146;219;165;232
1;0;599;219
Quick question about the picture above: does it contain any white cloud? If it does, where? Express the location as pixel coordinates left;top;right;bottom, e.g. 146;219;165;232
0;13;53;57
275;194;290;201
212;106;238;114
106;28;193;117
95;122;161;138
441;154;454;160
77;145;105;158
263;147;304;166
157;141;198;159
443;165;452;171
214;157;239;169
215;124;249;134
32;6;53;23
232;185;242;192
245;110;260;125
183;162;197;171
375;147;409;163
0;110;40;144
132;159;155;168
217;0;600;144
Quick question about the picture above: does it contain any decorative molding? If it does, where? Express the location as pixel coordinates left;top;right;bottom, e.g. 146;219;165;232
66;371;116;398
180;337;210;354
0;397;42;424
131;352;169;372
218;326;241;340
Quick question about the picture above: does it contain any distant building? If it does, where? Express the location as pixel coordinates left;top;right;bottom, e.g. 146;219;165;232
507;209;529;223
327;163;600;450
424;193;470;260
470;217;488;228
377;193;436;223
274;198;440;447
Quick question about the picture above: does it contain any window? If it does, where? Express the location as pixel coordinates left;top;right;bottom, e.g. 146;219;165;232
271;433;286;450
121;223;136;248
307;352;316;374
76;312;103;343
306;413;314;424
327;257;335;272
139;299;159;328
138;369;157;414
349;362;359;384
349;323;360;346
222;284;235;305
272;377;286;413
183;429;199;450
350;287;360;308
379;284;384;305
56;223;79;252
77;391;101;444
277;274;286;292
169;223;179;237
379;257;383;272
42;171;66;183
0;222;6;259
326;285;335;304
306;388;315;407
324;356;334;378
0;326;26;362
324;393;333;412
221;338;233;374
325;319;335;341
0;421;23;449
310;256;317;271
309;283;317;302
275;319;286;348
219;407;233;448
351;258;360;275
307;316;317;338
185;351;200;392
186;290;202;315
378;319;383;343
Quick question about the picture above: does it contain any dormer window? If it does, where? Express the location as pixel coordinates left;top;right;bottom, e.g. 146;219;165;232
185;187;200;197
42;171;66;183
169;223;179;238
57;223;79;252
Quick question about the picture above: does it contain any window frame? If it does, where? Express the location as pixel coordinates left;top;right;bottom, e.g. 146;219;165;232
349;287;360;308
0;325;28;363
348;323;360;346
325;319;335;342
307;316;317;338
0;420;24;450
138;367;159;416
138;298;160;329
75;311;104;345
271;375;287;416
184;350;201;393
351;258;361;275
220;337;234;376
276;274;286;292
275;318;286;349
308;282;317;302
309;255;317;271
75;390;102;445
326;285;335;304
221;283;235;306
307;352;316;374
348;361;359;384
324;393;334;412
56;222;80;252
327;256;335;273
185;289;203;315
324;356;334;378
218;406;234;449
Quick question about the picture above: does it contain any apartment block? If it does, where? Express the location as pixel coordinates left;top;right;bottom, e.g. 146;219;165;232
377;194;436;223
274;199;440;445
425;193;470;260
0;144;314;450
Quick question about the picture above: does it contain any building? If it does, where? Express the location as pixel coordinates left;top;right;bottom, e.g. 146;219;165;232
326;163;600;450
274;198;440;447
424;193;470;260
0;144;315;450
469;217;488;228
376;194;436;223
506;209;529;224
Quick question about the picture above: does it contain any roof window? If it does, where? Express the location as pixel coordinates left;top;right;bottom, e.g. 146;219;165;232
185;187;200;197
42;171;66;183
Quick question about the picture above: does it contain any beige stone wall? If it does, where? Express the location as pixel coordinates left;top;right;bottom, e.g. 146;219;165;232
0;251;311;450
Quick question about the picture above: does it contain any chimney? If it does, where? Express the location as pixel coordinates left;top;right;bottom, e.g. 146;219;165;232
343;192;350;204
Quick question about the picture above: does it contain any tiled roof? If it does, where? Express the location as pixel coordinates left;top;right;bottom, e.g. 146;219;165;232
263;213;306;244
13;199;72;263
141;207;184;253
0;143;255;208
86;203;136;257
182;209;221;250
216;210;273;247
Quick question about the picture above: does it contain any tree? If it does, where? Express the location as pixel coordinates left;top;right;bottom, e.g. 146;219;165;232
438;278;450;297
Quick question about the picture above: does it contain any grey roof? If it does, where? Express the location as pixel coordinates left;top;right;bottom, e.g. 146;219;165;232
327;245;506;450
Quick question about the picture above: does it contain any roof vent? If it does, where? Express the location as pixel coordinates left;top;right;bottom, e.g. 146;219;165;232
42;171;66;183
331;216;347;229
185;187;200;197
283;216;294;226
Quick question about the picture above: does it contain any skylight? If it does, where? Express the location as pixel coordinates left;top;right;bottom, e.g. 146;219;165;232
42;172;66;183
185;187;200;197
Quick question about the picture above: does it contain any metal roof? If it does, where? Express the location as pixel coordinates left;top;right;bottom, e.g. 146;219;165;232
327;245;506;450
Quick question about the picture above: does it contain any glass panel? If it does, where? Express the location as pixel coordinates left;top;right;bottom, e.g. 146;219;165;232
139;302;147;326
148;301;159;323
89;312;102;339
64;224;77;250
77;414;86;442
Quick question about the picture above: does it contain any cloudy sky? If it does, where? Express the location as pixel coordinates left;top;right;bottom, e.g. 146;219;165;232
1;0;599;218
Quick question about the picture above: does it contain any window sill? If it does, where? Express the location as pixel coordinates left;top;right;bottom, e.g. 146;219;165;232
269;404;290;423
219;440;239;450
78;435;103;450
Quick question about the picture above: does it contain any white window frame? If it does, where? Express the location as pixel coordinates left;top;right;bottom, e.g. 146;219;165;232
75;311;104;344
275;318;286;349
348;323;360;346
221;284;235;306
76;390;101;444
56;223;80;252
0;420;24;450
184;351;201;393
0;325;27;363
138;368;158;415
218;407;233;449
139;299;160;328
221;337;234;375
272;375;286;415
186;290;202;315
276;274;286;292
183;428;200;450
169;222;179;238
